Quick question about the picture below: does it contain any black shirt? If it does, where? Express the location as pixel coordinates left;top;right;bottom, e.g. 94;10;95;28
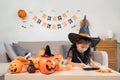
68;48;91;65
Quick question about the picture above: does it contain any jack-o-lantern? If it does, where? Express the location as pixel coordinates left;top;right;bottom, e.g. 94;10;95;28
15;56;29;70
16;56;28;65
8;60;23;73
39;45;56;74
54;54;64;71
18;9;27;19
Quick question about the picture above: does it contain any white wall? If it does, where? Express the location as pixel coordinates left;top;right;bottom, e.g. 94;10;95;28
0;0;120;52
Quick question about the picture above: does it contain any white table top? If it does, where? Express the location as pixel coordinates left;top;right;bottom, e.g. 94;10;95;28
5;66;120;80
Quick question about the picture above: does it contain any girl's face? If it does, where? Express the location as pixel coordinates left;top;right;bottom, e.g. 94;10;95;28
76;40;90;53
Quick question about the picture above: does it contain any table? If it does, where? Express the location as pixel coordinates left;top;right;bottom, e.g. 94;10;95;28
5;66;120;80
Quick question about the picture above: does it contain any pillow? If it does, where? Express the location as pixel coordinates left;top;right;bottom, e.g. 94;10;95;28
62;44;71;59
4;42;17;60
12;43;29;56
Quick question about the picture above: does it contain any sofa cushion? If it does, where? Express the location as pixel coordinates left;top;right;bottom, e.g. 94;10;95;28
4;42;17;60
62;44;71;59
18;41;71;57
12;43;29;56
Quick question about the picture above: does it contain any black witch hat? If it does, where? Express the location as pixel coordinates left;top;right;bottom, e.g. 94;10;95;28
68;15;100;47
43;45;54;56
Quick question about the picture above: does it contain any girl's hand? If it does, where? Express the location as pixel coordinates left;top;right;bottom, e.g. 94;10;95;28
79;63;86;68
89;62;99;68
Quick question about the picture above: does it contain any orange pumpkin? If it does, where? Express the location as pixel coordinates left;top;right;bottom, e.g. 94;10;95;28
16;56;28;65
8;60;23;73
66;64;72;71
39;56;56;74
55;61;63;71
39;45;56;74
54;54;64;71
15;56;29;70
28;56;40;70
54;54;64;64
18;9;27;19
38;49;45;57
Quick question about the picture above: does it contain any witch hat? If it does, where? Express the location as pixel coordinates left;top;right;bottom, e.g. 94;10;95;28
79;15;90;36
68;15;100;47
43;45;54;56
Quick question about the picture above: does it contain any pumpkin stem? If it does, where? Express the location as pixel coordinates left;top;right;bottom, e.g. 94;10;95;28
44;45;54;56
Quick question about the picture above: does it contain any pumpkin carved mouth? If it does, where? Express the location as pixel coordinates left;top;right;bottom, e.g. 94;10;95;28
46;60;56;71
46;65;56;71
14;68;17;72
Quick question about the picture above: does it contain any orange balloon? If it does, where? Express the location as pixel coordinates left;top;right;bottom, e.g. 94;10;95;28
18;9;27;19
80;19;90;26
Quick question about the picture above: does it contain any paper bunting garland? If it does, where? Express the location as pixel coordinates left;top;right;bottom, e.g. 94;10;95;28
19;10;80;29
32;13;78;29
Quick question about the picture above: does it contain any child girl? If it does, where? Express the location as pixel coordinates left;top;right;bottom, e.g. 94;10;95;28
66;33;100;68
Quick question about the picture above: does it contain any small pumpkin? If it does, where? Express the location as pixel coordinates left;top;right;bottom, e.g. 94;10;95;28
38;49;45;57
28;56;40;70
66;64;72;71
15;56;29;70
39;45;56;74
55;61;63;71
18;9;27;19
8;60;23;73
54;54;64;71
16;56;28;65
54;54;64;64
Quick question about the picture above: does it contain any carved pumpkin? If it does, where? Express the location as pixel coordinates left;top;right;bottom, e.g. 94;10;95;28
18;9;27;19
55;61;62;71
16;56;28;65
54;54;64;64
39;45;56;74
54;54;64;71
15;56;29;70
8;60;23;73
39;56;56;74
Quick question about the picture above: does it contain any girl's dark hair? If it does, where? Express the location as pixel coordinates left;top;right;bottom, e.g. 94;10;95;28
69;37;91;50
76;37;91;45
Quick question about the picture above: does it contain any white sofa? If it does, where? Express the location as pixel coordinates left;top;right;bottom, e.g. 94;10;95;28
0;41;108;80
